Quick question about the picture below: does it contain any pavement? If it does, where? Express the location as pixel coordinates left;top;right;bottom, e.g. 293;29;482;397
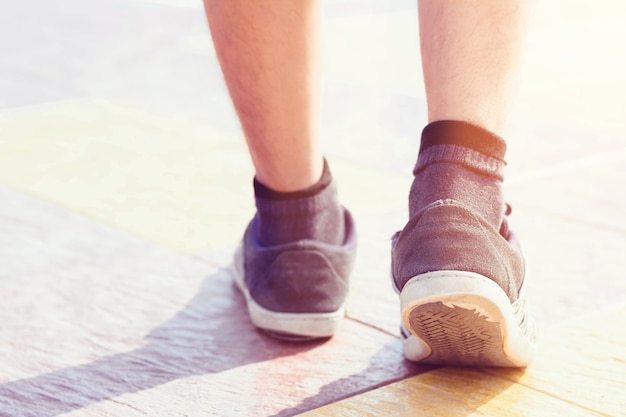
0;0;625;416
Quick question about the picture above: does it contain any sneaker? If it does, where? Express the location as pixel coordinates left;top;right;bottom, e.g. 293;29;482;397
233;208;357;341
391;199;536;367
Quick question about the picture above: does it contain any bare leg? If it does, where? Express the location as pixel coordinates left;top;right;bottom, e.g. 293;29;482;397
204;0;323;192
419;0;529;135
205;1;354;342
392;1;536;367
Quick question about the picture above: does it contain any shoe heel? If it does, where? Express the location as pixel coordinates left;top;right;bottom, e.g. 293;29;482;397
400;271;535;367
233;245;346;340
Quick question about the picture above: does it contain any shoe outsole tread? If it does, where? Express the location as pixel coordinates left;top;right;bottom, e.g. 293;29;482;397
407;301;516;367
399;271;535;367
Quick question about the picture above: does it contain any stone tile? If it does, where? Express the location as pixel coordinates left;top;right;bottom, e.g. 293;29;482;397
0;185;429;417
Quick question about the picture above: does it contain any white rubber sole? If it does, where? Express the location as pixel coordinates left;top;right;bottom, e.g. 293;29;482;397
399;271;535;367
233;246;344;340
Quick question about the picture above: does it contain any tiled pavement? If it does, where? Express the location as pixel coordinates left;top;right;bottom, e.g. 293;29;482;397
0;1;625;416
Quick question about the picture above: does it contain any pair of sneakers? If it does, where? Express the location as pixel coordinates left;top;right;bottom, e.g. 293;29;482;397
233;198;536;367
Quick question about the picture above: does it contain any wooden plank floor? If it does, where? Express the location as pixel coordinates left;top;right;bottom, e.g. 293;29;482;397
1;0;625;416
302;303;626;417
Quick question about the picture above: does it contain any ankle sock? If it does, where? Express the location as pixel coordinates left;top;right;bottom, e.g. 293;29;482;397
254;159;345;246
409;120;507;228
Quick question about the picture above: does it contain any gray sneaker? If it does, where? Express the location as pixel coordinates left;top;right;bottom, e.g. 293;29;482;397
392;199;536;367
233;208;356;341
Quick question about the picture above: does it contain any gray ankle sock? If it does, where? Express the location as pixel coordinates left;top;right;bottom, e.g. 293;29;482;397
409;121;507;228
254;159;345;246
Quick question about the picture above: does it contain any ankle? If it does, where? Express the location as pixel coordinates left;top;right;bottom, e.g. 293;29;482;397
254;156;325;193
409;121;507;228
254;159;345;246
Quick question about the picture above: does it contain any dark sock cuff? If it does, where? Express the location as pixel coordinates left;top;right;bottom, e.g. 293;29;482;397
419;120;507;160
252;158;344;246
414;121;507;180
253;158;332;201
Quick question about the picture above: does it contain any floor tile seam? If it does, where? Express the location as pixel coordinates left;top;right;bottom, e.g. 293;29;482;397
471;367;609;417
295;315;422;415
507;146;626;186
308;365;603;416
477;367;611;417
299;371;432;416
344;314;399;339
440;367;605;415
107;398;149;416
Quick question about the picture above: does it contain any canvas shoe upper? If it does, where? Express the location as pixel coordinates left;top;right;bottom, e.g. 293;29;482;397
391;199;536;367
233;208;356;340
